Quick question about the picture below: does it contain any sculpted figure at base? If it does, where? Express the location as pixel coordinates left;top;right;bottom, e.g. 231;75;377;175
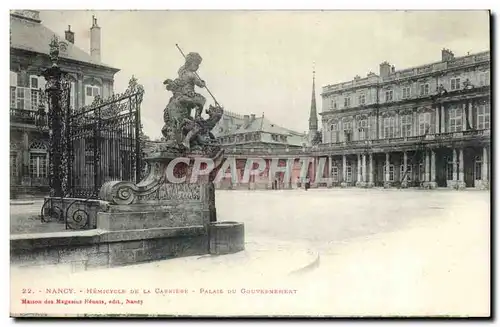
162;52;223;151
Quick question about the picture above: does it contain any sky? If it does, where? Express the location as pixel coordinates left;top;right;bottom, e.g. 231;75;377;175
38;10;490;139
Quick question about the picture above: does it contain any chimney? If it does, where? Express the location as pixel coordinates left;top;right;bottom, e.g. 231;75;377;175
250;114;256;122
379;61;391;78
243;115;250;126
442;48;454;62
90;15;101;61
65;25;74;44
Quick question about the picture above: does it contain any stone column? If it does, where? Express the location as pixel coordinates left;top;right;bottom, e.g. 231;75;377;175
341;155;347;187
413;111;418;136
458;148;466;189
441;105;445;133
384;152;390;188
362;154;367;184
402;151;408;188
430;150;437;188
327;156;332;187
452;148;458;187
21;131;30;186
356;154;362;186
424;150;430;186
435;106;440;134
462;104;467;131
482;147;489;189
368;153;374;187
468;101;473;130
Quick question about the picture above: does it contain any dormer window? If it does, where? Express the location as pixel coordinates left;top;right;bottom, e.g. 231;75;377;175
85;85;100;105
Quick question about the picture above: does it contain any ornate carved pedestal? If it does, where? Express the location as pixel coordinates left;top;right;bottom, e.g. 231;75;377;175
97;145;244;266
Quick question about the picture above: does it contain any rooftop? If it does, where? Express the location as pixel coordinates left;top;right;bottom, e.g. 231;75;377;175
10;11;119;71
322;49;490;94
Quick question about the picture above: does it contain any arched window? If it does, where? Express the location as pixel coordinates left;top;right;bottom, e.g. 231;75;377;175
29;141;48;178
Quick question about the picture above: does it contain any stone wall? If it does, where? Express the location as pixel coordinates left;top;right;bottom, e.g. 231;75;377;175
44;197;106;229
10;226;208;271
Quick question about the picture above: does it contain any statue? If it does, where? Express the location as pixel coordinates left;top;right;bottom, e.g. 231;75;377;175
161;51;223;151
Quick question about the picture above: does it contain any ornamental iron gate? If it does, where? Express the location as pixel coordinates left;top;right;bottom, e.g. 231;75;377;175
66;78;145;199
38;36;146;230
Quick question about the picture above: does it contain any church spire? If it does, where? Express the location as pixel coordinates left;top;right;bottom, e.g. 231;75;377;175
308;63;318;133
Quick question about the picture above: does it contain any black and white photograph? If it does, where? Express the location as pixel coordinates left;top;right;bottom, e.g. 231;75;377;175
7;7;491;318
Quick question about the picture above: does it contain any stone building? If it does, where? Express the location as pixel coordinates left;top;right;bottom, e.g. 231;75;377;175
211;110;307;189
9;11;120;198
318;49;490;189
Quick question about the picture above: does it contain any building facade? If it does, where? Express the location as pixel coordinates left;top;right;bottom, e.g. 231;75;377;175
10;10;120;198
318;49;490;189
207;48;490;190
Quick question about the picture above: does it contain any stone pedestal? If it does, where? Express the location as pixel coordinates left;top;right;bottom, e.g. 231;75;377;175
456;181;466;190
422;181;437;189
209;222;245;255
97;146;245;266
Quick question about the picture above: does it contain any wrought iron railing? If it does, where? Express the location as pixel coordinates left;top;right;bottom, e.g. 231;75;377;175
10;108;48;126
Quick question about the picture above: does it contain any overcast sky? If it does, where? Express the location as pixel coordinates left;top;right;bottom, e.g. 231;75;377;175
38;10;490;139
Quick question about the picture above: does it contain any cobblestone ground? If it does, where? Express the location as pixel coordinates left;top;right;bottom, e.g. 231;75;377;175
216;188;490;249
10;200;69;234
10;189;490;316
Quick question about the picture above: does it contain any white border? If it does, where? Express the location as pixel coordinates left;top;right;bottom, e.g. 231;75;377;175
1;1;497;325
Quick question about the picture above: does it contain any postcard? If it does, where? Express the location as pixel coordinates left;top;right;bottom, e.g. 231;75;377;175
9;9;491;318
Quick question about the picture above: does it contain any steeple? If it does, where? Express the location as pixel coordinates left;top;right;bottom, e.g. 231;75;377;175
308;63;318;135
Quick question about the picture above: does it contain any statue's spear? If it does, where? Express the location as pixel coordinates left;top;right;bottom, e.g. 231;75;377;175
175;43;220;107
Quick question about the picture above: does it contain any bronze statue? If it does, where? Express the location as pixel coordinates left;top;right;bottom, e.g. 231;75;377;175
161;51;223;151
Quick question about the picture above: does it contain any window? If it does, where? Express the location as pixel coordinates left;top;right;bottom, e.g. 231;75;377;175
420;83;430;96
402;86;411;99
16;87;26;109
344;97;351;108
330;122;339;143
10;153;17;177
477;103;490;130
10;72;45;110
29;153;48;178
449;107;462;132
479;72;490;86
388;165;394;182
10;87;16;108
450;77;461;91
330;98;337;110
446;157;455;181
474;156;482;181
345;163;352;182
359;94;366;105
418;112;431;135
343;121;353;142
85;85;100;105
383;116;396;139
400;114;412;137
358;119;368;140
400;164;412;182
385;90;393;102
332;166;339;182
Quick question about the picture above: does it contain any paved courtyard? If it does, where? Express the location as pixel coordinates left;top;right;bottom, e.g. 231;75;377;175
10;189;490;316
